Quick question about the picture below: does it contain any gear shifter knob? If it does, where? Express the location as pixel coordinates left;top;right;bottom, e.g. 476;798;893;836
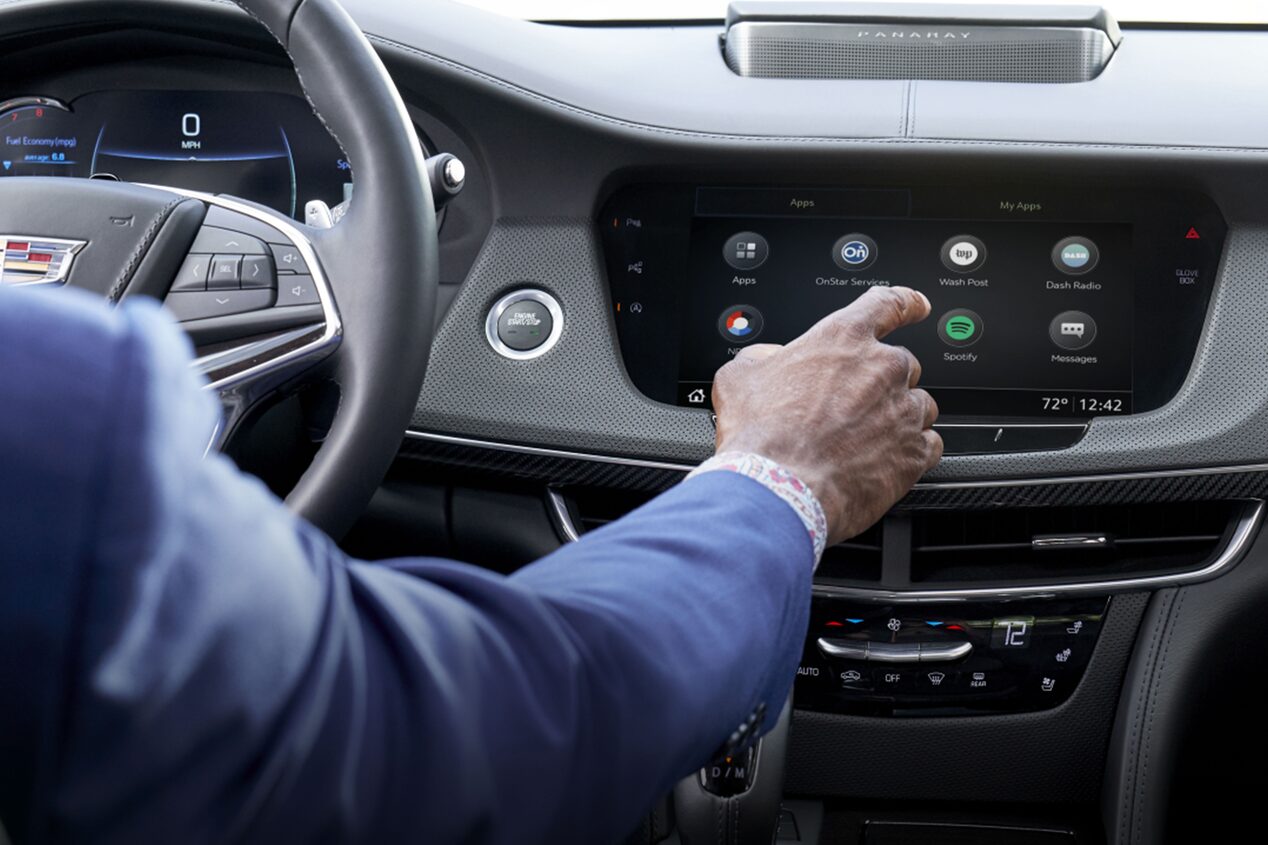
673;695;792;845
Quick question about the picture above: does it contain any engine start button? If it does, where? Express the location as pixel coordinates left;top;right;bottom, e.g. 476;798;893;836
485;289;564;360
497;301;553;351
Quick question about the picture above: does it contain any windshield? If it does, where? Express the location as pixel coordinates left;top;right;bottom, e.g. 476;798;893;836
458;0;1268;25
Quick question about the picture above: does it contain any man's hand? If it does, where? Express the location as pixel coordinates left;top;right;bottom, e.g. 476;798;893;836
711;286;943;545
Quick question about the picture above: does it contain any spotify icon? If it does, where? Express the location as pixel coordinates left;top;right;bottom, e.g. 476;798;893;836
938;308;984;348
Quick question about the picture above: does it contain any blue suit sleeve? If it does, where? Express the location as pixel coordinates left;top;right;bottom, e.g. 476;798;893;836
0;287;813;845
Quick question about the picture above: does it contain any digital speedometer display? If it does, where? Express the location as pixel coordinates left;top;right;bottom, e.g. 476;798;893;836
0;90;350;219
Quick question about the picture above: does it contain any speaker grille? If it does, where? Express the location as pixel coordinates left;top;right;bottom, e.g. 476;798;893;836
724;22;1115;82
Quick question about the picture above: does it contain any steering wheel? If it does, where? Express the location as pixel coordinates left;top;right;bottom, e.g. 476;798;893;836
0;0;437;538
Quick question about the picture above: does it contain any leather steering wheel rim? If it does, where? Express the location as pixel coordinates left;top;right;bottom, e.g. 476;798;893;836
231;0;437;538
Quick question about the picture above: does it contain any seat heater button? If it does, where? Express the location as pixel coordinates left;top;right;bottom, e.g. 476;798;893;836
165;289;275;322
240;256;275;290
190;226;267;256
276;275;320;306
208;255;242;290
171;254;211;292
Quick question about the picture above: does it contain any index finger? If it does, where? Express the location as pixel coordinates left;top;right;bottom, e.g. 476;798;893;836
829;286;932;340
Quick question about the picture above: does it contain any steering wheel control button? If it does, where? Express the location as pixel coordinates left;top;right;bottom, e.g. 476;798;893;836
165;289;276;322
270;243;310;275
723;232;769;271
171;254;211;292
202;206;290;245
1052;236;1100;275
496;300;555;351
240;256;275;290
940;235;987;273
717;305;765;344
277;275;320;307
832;233;877;271
208;255;243;290
1049;310;1098;350
937;308;984;348
189;226;267;256
485;289;565;360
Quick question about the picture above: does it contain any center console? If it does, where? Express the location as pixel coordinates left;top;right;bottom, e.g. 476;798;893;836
601;184;1225;453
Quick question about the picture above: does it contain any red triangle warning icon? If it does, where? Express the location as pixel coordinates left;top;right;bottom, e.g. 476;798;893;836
1185;227;1201;239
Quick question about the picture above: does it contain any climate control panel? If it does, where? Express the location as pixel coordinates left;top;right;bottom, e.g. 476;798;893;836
794;597;1108;716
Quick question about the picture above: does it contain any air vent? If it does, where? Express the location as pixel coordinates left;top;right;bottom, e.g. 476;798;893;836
552;486;653;536
553;485;1261;597
722;1;1122;82
909;501;1247;587
818;524;882;583
552;485;882;581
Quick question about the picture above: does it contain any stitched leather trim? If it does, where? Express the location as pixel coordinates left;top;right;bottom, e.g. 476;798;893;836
107;197;183;303
1117;589;1179;845
369;34;1268;155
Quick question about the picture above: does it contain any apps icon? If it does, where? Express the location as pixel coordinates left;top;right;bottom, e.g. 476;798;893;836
717;305;765;344
832;233;878;271
723;231;769;271
1049;310;1098;350
1052;236;1100;275
940;234;988;273
937;308;984;348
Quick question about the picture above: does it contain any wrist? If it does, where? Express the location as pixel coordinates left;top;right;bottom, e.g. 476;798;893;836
687;451;828;565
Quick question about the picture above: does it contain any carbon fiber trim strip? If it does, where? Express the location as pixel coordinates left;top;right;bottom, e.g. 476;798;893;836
399;431;689;493
401;430;1268;509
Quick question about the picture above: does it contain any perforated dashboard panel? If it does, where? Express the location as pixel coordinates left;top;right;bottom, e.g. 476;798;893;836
412;220;715;463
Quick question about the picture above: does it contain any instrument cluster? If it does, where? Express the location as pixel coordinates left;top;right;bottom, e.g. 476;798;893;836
1;90;351;219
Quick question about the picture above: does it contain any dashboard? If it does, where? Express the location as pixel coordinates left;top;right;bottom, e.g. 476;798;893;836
0;0;1262;496
1;1;1267;842
0;91;349;219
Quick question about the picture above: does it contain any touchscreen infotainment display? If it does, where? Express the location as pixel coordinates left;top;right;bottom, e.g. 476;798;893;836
602;185;1224;422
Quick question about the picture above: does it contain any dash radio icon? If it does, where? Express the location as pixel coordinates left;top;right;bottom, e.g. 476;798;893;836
717;305;765;344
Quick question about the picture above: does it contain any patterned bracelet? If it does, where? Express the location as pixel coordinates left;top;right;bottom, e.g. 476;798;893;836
686;451;829;566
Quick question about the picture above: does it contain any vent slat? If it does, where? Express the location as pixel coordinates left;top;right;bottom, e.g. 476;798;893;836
910;502;1237;586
